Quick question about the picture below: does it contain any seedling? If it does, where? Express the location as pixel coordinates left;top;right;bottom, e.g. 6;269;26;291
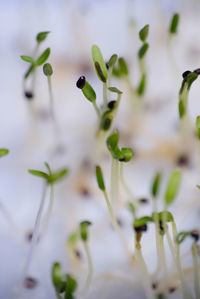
23;162;68;281
95;165;132;262
176;230;200;298
52;262;77;299
20;31;50;99
76;45;122;138
106;129;135;206
79;221;93;292
43;62;61;146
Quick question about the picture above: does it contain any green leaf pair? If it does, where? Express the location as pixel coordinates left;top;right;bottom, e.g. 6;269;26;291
106;130;133;162
29;162;68;185
138;24;149;60
52;262;77;298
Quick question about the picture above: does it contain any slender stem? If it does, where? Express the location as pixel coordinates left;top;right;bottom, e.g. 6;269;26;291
47;76;61;145
192;243;200;299
110;158;120;204
103;190;131;261
152;200;162;276
31;43;39;94
135;248;154;299
40;184;54;237
119;163;137;207
92;101;101;120
83;241;93;292
23;183;47;278
103;82;108;109
160;235;168;283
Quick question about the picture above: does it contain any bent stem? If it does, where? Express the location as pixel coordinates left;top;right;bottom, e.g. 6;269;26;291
23;183;47;279
83;241;93;293
192;242;200;299
103;190;132;263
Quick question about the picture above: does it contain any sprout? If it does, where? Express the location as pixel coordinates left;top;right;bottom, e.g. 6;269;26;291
138;43;149;59
21;37;51;100
118;57;129;76
169;13;180;34
52;262;77;299
137;74;146;96
79;220;93;292
95;165;131;261
43;63;53;76
164;170;181;206
23;163;68;280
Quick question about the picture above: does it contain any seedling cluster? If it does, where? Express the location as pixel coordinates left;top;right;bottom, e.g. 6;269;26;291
5;7;200;299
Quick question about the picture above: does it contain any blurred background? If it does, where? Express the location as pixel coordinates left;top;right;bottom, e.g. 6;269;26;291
1;0;200;298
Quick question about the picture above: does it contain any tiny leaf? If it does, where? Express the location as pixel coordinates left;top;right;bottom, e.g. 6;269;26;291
82;81;96;102
106;129;119;152
94;61;107;82
108;87;122;94
52;262;62;289
92;45;108;82
65;274;77;297
139;24;149;42
138;43;149;59
0;148;9;158
79;220;91;242
95;165;105;191
119;147;133;162
108;54;118;68
151;172;162;198
48;168;68;184
36;48;50;66
28;169;49;180
36;31;50;43
169;13;180;34
137;74;146;96
176;231;189;244
21;55;35;65
165;170;181;206
43;63;53;76
118;57;129;76
134;216;153;228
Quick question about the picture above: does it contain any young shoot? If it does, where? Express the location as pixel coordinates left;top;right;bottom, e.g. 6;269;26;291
23;162;68;281
106;129;135;206
43;62;61;147
52;262;77;299
95;165;133;263
21;31;50;99
0;148;9;158
79;221;93;292
178;70;199;154
76;46;122;138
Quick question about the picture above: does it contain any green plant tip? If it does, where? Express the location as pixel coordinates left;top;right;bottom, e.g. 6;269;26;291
118;57;129;76
52;262;62;289
106;129;119;151
165;170;181;206
138;43;149;59
137;74;146;96
92;45;108;82
36;31;50;43
151;172;162;198
169;13;180;34
43;63;53;76
108;87;122;94
108;54;118;68
119;147;133;162
139;24;149;42
95;165;105;191
21;55;35;65
134;216;153;228
80;220;91;242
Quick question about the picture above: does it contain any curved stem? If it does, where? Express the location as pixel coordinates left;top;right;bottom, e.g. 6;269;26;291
83;241;93;292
